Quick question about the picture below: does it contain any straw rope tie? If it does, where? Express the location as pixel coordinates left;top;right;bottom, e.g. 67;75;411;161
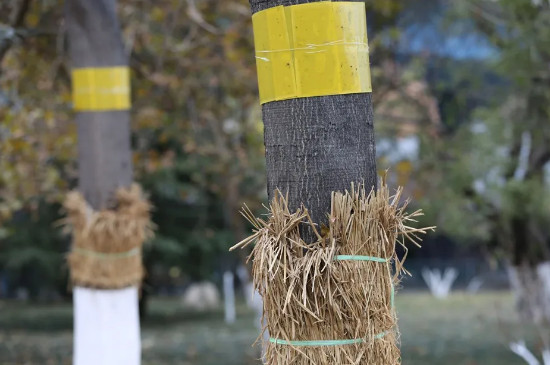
72;247;141;259
269;255;395;347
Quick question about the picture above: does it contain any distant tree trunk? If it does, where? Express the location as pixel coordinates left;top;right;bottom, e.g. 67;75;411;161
66;0;132;210
249;0;377;242
509;216;550;324
508;263;550;325
66;1;138;364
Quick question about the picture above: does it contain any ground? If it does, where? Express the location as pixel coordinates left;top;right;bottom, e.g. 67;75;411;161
0;292;535;364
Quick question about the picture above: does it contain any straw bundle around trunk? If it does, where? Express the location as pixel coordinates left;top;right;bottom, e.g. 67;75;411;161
63;184;154;289
231;182;433;365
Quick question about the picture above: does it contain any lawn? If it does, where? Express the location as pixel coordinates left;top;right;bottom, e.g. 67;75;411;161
0;292;532;364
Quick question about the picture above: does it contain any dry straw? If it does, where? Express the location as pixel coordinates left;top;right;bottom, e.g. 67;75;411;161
231;182;433;364
62;184;154;289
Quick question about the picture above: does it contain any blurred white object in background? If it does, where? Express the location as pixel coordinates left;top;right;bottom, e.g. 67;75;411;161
249;288;263;330
514;131;532;182
543;349;550;365
236;265;253;306
466;276;484;294
223;271;236;324
73;286;140;365
510;341;550;365
421;267;458;299
236;264;268;362
250;287;269;363
236;265;262;329
181;282;220;310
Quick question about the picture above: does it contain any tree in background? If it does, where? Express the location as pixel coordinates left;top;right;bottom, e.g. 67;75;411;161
417;0;550;330
0;0;266;293
65;0;143;364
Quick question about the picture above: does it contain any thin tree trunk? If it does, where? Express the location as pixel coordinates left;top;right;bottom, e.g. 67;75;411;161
66;0;132;209
249;0;377;241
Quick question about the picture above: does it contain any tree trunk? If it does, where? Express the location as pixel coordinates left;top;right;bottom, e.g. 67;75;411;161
509;214;550;323
508;262;550;325
66;0;132;210
249;0;377;242
66;2;139;364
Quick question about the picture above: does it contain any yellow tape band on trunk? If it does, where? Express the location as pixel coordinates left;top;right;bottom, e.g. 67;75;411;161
252;1;372;104
71;67;131;111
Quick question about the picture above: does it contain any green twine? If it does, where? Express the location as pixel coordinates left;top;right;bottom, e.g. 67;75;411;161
269;331;391;347
270;254;395;347
334;255;388;263
72;247;140;259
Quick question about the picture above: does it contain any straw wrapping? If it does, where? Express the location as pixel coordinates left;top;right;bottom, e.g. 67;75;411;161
269;254;395;348
231;182;433;364
62;184;154;289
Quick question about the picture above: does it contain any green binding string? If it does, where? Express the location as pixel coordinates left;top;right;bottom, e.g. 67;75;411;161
269;255;395;347
334;255;388;263
72;247;141;259
269;331;391;347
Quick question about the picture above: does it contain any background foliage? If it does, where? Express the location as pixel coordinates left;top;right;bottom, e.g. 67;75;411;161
0;0;549;298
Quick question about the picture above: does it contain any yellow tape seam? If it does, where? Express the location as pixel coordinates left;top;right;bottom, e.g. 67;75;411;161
252;2;372;104
71;66;131;111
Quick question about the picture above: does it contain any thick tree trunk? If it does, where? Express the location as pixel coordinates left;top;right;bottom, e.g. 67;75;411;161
249;0;377;241
247;2;378;360
66;2;139;364
66;0;132;210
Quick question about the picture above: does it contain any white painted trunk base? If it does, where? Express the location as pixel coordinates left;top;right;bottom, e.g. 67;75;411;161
73;286;141;365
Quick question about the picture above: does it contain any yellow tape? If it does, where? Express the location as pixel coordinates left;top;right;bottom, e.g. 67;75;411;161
252;1;372;104
71;67;130;111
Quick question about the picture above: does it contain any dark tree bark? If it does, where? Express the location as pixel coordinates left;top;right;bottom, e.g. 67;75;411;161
66;0;132;210
249;0;377;240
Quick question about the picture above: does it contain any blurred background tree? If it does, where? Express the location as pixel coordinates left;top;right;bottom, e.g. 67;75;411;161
415;0;550;322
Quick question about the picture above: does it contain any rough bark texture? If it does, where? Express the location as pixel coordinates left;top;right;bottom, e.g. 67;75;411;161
66;0;132;210
250;0;377;240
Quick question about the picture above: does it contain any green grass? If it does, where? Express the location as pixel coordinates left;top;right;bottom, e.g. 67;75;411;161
0;292;536;364
399;292;528;365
